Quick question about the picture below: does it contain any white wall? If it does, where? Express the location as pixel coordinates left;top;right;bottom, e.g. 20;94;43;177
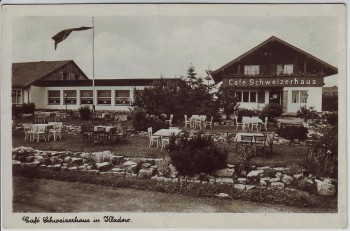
284;87;322;112
30;86;44;109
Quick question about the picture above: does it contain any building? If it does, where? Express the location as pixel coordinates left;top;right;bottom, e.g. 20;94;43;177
211;36;338;113
322;86;338;111
12;60;177;111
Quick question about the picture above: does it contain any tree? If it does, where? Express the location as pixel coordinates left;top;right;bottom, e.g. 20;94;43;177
216;85;239;119
132;64;220;124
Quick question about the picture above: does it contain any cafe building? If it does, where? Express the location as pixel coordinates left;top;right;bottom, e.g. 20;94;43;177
12;60;177;111
210;36;338;113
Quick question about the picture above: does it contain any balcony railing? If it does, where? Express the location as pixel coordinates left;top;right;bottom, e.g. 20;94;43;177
225;72;325;78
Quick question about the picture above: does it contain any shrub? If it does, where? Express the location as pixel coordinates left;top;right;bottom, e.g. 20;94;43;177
235;144;257;174
21;103;35;114
325;112;338;125
301;126;338;178
276;125;308;143
237;109;258;122
156;157;172;177
296;106;319;122
12;103;36;117
168;133;228;176
260;103;283;122
130;107;168;132
78;106;92;120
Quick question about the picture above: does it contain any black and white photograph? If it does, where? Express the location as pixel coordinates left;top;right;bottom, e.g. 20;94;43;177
1;2;347;229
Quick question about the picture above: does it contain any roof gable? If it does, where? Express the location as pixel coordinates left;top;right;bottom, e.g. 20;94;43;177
211;36;338;83
12;60;89;87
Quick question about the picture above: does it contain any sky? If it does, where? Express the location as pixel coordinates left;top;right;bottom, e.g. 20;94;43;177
12;8;340;87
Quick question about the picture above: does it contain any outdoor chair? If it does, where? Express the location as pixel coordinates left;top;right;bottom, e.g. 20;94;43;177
254;135;267;154
23;123;33;141
234;117;243;131
82;125;94;144
32;125;47;142
251;119;260;132
96;126;108;144
116;126;128;142
205;116;213;129
266;132;275;154
48;123;63;141
240;135;253;147
184;115;192;128
261;117;268;132
148;127;160;148
160;131;175;151
165;114;174;126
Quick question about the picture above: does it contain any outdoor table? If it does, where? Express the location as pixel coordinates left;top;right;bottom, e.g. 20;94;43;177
241;117;263;131
233;132;267;145
153;128;182;137
30;124;53;142
94;125;119;133
276;118;303;128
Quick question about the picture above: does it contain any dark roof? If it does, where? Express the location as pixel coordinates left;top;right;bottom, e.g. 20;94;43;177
211;36;338;83
35;78;179;87
12;60;89;87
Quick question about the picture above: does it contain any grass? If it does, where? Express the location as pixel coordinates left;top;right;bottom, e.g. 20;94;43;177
12;116;308;167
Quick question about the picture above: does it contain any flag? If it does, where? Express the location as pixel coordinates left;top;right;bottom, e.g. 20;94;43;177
52;26;93;50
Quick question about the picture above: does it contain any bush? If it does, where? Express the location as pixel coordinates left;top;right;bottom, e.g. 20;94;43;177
156;157;172;177
12;103;36;117
301;126;338;178
235;144;257;175
325;113;338;125
237;109;258;122
21;103;36;114
260;103;283;122
276;125;308;143
296;106;319;122
78;106;92;120
168;134;228;176
130;107;168;132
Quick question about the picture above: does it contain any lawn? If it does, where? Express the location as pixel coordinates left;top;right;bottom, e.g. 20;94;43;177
12;117;308;167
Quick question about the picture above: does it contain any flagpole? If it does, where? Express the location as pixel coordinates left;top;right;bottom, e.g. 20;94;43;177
92;17;95;112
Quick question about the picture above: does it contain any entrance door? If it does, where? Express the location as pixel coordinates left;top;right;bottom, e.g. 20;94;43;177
269;91;281;104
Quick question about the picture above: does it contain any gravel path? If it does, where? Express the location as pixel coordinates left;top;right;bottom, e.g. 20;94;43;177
13;177;336;213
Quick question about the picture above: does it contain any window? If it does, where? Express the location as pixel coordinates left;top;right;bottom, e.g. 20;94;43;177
63;90;77;104
244;65;259;75
48;90;60;105
97;90;111;105
258;91;265;103
80;90;93;104
115;90;131;105
67;73;75;80
292;90;308;103
59;72;64;80
250;92;257;103
277;64;293;75
236;91;262;103
243;92;249;102
12;89;22;104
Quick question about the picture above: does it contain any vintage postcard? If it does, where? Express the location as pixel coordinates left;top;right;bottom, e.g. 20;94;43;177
1;2;347;229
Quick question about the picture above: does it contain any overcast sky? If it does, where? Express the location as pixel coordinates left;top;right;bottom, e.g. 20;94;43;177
12;9;340;86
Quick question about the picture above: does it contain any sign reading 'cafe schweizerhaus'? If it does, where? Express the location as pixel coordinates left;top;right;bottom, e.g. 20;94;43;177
223;76;324;88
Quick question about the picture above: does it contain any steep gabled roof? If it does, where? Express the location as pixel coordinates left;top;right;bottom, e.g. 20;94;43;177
211;36;338;83
12;60;89;87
